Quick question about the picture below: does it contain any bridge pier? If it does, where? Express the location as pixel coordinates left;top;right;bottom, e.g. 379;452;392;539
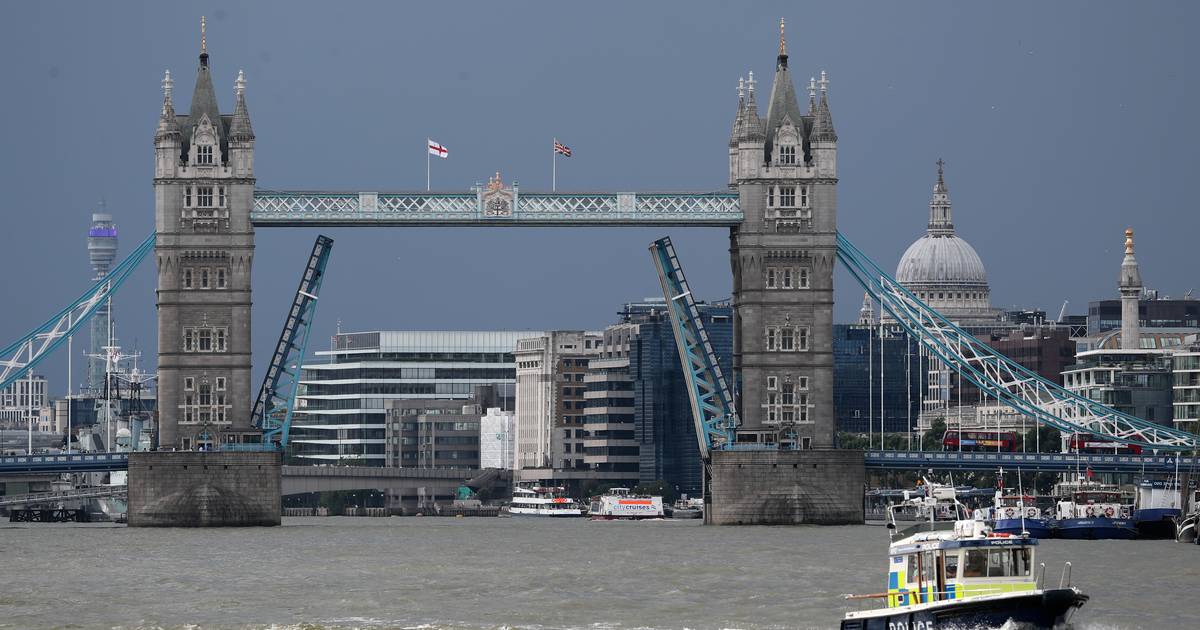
708;449;864;525
127;451;280;527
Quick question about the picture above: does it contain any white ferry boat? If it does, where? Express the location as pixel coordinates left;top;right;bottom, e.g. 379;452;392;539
842;519;1088;629
506;486;584;517
588;487;664;520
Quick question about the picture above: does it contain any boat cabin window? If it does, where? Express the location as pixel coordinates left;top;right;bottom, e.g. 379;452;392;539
906;552;936;584
964;548;1032;578
944;553;959;579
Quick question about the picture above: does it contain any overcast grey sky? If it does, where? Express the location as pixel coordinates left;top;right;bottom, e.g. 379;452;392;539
1;1;1197;395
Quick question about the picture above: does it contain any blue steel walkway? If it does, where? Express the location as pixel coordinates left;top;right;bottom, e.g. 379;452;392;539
865;450;1198;474
0;452;129;474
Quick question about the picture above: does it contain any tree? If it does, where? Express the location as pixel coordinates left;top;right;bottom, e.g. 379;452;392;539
922;418;947;451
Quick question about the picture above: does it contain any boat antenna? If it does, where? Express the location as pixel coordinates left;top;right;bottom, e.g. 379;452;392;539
1017;467;1029;537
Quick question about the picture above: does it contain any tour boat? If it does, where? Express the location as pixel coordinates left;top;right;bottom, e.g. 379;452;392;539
1132;477;1183;539
841;519;1088;629
505;486;584;517
670;496;704;519
1050;477;1136;540
974;489;1053;539
588;487;664;520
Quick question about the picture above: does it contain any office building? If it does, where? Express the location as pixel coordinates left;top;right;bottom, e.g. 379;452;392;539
480;407;516;469
514;331;602;470
293;330;540;464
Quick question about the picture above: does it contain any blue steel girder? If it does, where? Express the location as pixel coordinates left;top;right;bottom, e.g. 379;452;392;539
650;237;739;458
836;232;1199;452
252;190;742;226
864;450;1199;475
0;234;155;392
248;235;333;450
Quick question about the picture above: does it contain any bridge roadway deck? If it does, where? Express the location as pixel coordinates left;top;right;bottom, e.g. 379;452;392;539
0;452;129;474
865;450;1198;474
0;485;126;507
281;465;504;495
251;191;742;227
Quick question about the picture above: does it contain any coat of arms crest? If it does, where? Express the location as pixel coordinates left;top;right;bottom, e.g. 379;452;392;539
482;171;514;218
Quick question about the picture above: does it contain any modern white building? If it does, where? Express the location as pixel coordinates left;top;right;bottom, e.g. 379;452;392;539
293;330;541;464
514;331;602;469
0;375;48;430
479;407;516;470
1174;347;1200;433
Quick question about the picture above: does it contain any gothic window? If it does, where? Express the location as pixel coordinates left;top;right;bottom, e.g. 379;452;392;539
184;186;193;207
200;268;210;289
183;329;195;352
218;186;226;207
766;268;777;289
766;327;778;351
197;329;213;352
183;268;193;289
767;376;778;390
198;382;212;407
779;145;797;165
779;186;796;207
184;376;195;391
798;327;810;351
767;186;775;207
197;144;214;165
781;328;795;351
216;268;227;289
798;267;810;289
197;186;214;208
782;268;794;289
798;394;810;423
800;185;810;208
215;377;226;391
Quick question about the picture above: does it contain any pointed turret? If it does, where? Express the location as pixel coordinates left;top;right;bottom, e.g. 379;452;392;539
155;70;180;141
1119;228;1143;350
809;70;837;143
763;17;804;160
729;77;746;148
187;16;224;153
927;159;954;235
743;70;764;141
859;293;875;326
229;70;254;141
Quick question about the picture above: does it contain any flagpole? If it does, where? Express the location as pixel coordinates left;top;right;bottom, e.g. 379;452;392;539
552;137;557;193
426;139;431;192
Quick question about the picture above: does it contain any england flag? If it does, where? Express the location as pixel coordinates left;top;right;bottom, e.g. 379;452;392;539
428;139;448;158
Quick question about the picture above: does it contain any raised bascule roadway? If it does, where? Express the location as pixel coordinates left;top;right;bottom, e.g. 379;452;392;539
2;21;1197;525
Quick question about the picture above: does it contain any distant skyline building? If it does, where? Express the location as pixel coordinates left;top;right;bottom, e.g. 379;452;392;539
0;375;48;430
514;331;602;469
832;323;924;434
87;211;118;393
293;330;539;464
480;406;516;469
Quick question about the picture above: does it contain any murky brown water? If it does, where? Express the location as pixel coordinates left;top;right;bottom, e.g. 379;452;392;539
2;517;1197;629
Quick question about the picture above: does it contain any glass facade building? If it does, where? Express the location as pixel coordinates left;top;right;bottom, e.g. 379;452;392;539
292;331;542;464
833;324;925;434
1088;298;1200;335
616;299;732;498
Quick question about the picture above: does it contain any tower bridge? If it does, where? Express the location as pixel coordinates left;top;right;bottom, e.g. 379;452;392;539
3;19;1197;526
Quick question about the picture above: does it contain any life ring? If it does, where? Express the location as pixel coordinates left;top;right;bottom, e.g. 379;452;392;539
1104;506;1115;518
1085;506;1097;517
1026;507;1038;518
1004;508;1016;519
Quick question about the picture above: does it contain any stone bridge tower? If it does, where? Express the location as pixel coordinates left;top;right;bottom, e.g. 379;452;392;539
728;21;838;448
153;24;256;449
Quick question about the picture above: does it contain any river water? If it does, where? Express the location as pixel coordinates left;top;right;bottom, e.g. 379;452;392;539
2;517;1197;629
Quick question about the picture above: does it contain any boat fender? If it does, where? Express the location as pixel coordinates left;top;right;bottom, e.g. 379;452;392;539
1026;507;1038;518
1085;506;1097;518
1104;506;1115;518
1004;507;1016;519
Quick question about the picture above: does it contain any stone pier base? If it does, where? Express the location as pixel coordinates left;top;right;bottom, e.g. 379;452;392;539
709;449;865;525
127;451;281;527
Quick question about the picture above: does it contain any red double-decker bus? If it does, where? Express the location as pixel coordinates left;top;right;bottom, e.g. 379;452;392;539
941;429;1019;452
1066;433;1143;455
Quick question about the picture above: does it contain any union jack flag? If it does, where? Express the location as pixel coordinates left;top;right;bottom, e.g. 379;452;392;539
554;140;572;157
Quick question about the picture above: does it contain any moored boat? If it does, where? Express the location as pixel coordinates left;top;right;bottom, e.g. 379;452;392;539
505;485;584;517
1050;477;1136;540
589;487;664;520
841;519;1088;629
976;489;1053;539
1133;478;1183;539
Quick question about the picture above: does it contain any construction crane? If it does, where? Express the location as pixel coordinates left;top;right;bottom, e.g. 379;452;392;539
1057;300;1069;323
239;235;334;451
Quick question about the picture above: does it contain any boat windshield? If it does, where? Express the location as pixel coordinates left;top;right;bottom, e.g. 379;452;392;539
961;547;1033;578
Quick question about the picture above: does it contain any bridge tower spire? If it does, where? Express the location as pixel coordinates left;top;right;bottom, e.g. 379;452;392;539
728;20;838;447
154;27;256;449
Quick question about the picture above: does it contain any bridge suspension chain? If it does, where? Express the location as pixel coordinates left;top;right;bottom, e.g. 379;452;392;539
836;232;1197;452
0;234;155;393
